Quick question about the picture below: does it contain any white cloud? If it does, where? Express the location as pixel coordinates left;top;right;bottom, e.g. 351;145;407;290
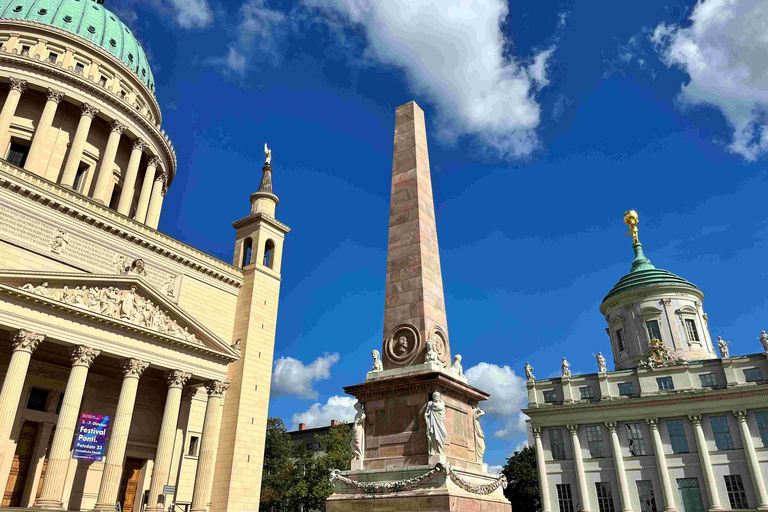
514;439;529;453
303;0;556;158
291;395;357;429
271;353;339;400
652;0;768;160
166;0;213;28
465;362;529;440
487;464;503;474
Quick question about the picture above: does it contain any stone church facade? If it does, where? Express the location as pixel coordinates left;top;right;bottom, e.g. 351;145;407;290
525;214;768;512
0;2;287;511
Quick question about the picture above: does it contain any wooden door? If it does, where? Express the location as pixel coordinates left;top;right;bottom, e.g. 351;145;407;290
117;458;144;512
2;421;40;507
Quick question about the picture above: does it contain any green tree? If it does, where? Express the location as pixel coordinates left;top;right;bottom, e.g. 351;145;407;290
259;418;293;512
502;445;541;512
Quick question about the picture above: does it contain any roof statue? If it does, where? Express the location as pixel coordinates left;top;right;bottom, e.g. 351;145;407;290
264;143;272;166
624;209;639;243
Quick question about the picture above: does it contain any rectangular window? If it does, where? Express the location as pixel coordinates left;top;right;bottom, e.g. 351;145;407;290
580;386;595;399
666;419;689;453
744;368;762;382
26;387;49;412
724;475;749;509
586;425;605;458
636;480;657;512
656;377;674;390
595;482;615;512
544;390;558;403
7;142;30;167
550;429;566;460
557;484;575;512
99;76;107;87
187;435;200;456
756;411;768;446
20;45;30;56
73;164;88;193
74;62;84;74
646;320;662;342
699;373;717;387
625;423;647;456
48;51;58;64
710;415;734;450
685;319;700;342
618;382;634;396
616;328;626;352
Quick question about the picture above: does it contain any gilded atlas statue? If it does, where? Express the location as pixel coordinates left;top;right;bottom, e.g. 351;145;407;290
624;209;640;243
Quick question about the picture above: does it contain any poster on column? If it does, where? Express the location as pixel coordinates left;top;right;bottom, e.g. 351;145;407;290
72;413;111;461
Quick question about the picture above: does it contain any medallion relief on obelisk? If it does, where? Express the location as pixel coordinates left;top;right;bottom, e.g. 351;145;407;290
382;102;450;369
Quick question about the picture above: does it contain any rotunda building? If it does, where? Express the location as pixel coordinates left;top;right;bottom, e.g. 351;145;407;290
0;0;175;228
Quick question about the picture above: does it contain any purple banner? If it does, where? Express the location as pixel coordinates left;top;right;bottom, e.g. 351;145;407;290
72;413;111;461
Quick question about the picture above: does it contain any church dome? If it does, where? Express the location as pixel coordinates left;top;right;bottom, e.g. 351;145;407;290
603;242;699;302
0;0;154;91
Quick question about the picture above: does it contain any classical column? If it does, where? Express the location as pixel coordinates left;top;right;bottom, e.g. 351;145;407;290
92;121;125;204
567;424;592;512
733;410;768;510
0;77;27;154
0;330;43;459
35;345;100;509
190;381;229;512
117;139;145;215
25;88;65;175
689;415;722;512
60;103;98;188
606;422;632;512
531;426;552;512
134;156;159;223
145;371;191;512
646;419;677;512
145;170;167;229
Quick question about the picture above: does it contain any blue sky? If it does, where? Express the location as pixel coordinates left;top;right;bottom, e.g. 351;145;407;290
117;0;768;469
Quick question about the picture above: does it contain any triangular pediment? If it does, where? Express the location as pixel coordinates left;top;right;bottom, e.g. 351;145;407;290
0;270;239;361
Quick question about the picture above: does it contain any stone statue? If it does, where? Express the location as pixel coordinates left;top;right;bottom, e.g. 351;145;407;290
473;407;486;463
395;335;409;356
524;362;535;381
351;402;365;461
451;355;463;377
119;285;137;320
371;350;383;372
424;340;439;364
758;331;768;352
717;336;730;358
424;392;446;456
594;352;607;373
126;258;147;276
264;143;272;165
164;275;176;297
561;357;571;378
22;282;50;297
50;229;69;254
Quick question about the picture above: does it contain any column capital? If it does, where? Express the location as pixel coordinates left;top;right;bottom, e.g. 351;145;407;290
688;414;702;427
732;409;748;422
81;102;99;118
46;88;65;104
646;418;660;429
204;380;230;398
566;424;579;434
165;370;191;389
530;425;542;437
12;329;44;353
70;345;100;367
121;358;149;379
9;77;27;93
110;120;126;135
132;138;147;151
605;421;617;433
147;155;161;167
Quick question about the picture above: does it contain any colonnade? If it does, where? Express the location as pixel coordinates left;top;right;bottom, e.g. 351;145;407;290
0;78;167;229
0;329;228;511
532;416;768;512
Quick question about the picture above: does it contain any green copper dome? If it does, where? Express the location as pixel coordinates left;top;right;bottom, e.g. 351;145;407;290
0;0;154;91
603;242;698;302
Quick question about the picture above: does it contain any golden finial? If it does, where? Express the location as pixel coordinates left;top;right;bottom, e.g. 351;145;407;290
623;210;639;243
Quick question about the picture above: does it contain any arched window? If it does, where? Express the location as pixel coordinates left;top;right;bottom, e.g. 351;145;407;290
263;240;275;268
242;237;252;267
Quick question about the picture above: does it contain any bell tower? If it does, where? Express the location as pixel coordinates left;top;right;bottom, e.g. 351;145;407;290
210;147;290;511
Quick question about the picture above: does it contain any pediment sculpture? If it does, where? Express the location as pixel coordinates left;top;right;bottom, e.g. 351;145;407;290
20;281;200;344
637;337;686;369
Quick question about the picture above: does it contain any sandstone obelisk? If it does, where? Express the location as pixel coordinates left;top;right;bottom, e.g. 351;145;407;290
383;101;450;369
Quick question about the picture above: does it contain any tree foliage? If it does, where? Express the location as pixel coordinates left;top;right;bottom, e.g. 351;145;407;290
260;418;354;512
502;445;541;512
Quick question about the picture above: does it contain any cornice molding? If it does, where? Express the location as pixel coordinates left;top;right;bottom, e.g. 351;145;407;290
0;162;243;288
231;211;291;233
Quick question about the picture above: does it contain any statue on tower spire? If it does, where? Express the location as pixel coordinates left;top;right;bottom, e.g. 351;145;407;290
264;143;272;166
624;209;639;243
